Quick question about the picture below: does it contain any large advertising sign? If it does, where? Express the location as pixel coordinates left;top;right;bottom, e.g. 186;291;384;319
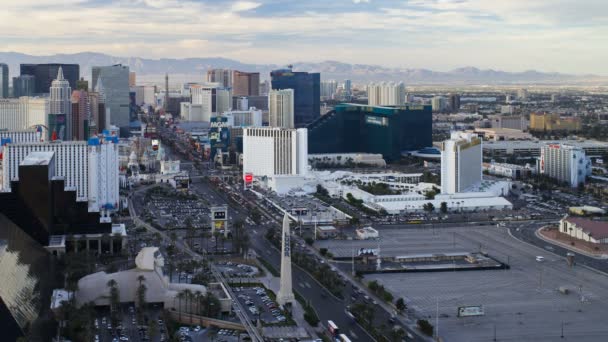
291;208;309;216
457;306;484;317
210;117;230;160
213;211;227;220
48;114;67;140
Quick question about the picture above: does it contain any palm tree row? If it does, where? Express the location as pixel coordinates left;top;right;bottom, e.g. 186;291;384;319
106;278;121;326
175;289;221;322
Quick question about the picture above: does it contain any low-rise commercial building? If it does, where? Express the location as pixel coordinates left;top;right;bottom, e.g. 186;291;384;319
483;140;608;159
483;162;534;179
559;216;608;244
356;226;379;240
316;225;338;239
468;128;533;141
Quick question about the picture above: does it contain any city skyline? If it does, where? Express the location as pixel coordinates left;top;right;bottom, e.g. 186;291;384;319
0;0;606;75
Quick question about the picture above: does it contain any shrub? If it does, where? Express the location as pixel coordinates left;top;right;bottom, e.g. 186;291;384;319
417;319;434;336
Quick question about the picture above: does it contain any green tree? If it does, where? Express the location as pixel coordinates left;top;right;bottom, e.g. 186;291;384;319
395;298;406;313
440;202;448;214
417;319;434;336
368;280;379;292
389;327;406;342
423;202;435;212
106;279;120;325
177;291;185;323
316;184;329;197
184;289;193;324
233;219;251;257
148;320;159;340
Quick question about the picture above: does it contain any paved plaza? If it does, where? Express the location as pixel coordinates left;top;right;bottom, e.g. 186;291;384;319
344;225;608;341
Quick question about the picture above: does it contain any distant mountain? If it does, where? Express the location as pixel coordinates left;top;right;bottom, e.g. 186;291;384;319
0;52;604;85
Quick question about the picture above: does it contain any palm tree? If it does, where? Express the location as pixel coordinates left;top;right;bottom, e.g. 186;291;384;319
194;290;202;316
183;289;193;324
177;291;185;323
106;279;120;325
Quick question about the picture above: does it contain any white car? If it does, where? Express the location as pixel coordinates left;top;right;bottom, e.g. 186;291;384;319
536;256;545;262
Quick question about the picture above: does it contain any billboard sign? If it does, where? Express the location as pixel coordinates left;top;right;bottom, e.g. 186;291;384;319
357;248;378;256
291;208;308;216
48;114;67;140
210;117;230;160
457;306;484;317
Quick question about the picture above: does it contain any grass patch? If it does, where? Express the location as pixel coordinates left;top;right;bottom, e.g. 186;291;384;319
257;257;279;277
294;291;320;327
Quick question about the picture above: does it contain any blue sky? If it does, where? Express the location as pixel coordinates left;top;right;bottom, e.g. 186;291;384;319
0;0;607;74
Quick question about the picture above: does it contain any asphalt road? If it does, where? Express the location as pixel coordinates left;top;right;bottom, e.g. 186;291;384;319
510;221;608;274
156;131;424;341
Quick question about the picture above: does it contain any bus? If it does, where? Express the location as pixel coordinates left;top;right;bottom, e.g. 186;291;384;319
338;334;352;342
327;320;340;337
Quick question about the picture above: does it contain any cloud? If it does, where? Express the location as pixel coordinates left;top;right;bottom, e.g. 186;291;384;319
0;0;605;74
231;1;261;12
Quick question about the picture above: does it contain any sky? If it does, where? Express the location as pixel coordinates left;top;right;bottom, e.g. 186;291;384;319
0;0;607;74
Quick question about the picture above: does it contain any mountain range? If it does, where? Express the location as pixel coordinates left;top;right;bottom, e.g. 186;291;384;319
0;51;605;85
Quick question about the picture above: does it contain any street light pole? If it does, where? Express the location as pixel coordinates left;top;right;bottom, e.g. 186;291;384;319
435;298;439;340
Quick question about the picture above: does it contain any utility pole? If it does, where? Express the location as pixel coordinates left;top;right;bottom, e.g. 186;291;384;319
435;298;439;341
352;246;355;276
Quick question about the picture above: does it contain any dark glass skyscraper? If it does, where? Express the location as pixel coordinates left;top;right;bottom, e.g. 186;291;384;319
270;68;320;127
307;103;432;161
0;214;54;341
20;63;80;94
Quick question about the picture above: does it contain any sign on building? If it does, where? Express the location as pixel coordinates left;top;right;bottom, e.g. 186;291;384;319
457;305;484;317
211;206;228;235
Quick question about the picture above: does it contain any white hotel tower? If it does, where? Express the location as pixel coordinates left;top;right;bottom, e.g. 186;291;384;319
2;135;120;220
367;82;406;106
243;127;308;178
440;132;482;194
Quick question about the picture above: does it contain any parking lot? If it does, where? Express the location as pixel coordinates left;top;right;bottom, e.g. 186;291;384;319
93;304;167;342
216;261;260;279
316;225;470;259
361;225;608;342
144;195;210;230
233;286;290;325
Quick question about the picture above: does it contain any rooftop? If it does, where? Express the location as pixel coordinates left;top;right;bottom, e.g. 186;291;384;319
20;151;54;166
563;217;608;239
484;140;608;149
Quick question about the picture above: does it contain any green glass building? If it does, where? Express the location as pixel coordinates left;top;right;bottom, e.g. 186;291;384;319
307;103;432;161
